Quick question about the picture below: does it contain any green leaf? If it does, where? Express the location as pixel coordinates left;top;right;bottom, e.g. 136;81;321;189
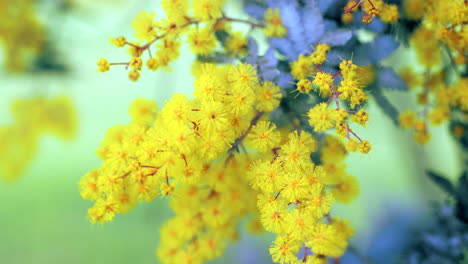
426;170;455;195
371;87;399;126
455;171;468;223
197;52;232;64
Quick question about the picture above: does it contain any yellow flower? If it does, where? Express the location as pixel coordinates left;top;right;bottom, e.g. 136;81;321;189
131;11;159;42
96;58;110;72
228;63;258;88
306;224;347;258
261;200;288;233
308;103;336;132
129;57;143;70
291;55;313;80
270;235;301;264
146;57;160;71
225;31;248;57
109;36;126;47
256;81;283;112
279;173;310;203
331;174;359;203
128;70;140;81
187;26;217;56
380;4;399;23
358;140;371;154
246;121;280;152
399;110;417;129
296;79;313;94
263;8;287;38
129;98;158;125
198;101;228;132
313;72;333;96
309;44;330;65
304;183;334;218
192;0;225;21
351;109;369;127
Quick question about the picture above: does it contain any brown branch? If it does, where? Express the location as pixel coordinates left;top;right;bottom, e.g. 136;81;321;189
224;111;264;166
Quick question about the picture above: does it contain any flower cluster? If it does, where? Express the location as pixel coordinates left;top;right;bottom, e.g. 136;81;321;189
82;61;363;263
0;96;77;182
292;48;371;153
96;0;274;81
82;62;291;262
0;0;44;72
249;132;358;263
82;0;468;263
397;0;468;144
343;0;400;25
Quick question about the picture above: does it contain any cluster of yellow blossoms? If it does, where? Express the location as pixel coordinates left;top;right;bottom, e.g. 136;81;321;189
292;44;372;154
82;60;363;263
1;96;77;182
96;0;288;81
0;0;44;72
398;0;467;144
342;0;400;25
86;1;370;263
252;133;358;264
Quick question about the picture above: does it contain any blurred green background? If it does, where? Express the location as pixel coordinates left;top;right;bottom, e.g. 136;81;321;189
0;0;464;263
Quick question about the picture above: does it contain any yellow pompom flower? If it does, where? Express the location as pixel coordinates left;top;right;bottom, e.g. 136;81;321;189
358;140;371;154
246;121;281;152
380;4;399;23
256;81;283;112
331;217;355;240
160;93;193;126
278;139;311;171
97;58;110;72
291;55;313;80
331;174;360;203
400;67;422;89
109;36;126;47
351;109;369;127
263;8;287;38
225;31;248;57
228;84;255;115
399;110;417;129
161;0;189;21
128;70;140;81
288;131;317;153
187;27;217;56
309;43;330;65
88;197;120;224
428;106;449;125
308;103;336;132
269;235;301;264
296;79;313;94
228;63;258;88
192;0;225;21
146;57;160;71
249;160;284;193
285;209;316;240
403;0;425;20
129;98;158;125
129;57;143;70
261;200;288;233
345;139;359;152
415;131;431;144
198;101;228;131
305;183;334;218
313;72;333;96
279;173;310;203
79;169;101;201
131;11;159;42
306;224;347;258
